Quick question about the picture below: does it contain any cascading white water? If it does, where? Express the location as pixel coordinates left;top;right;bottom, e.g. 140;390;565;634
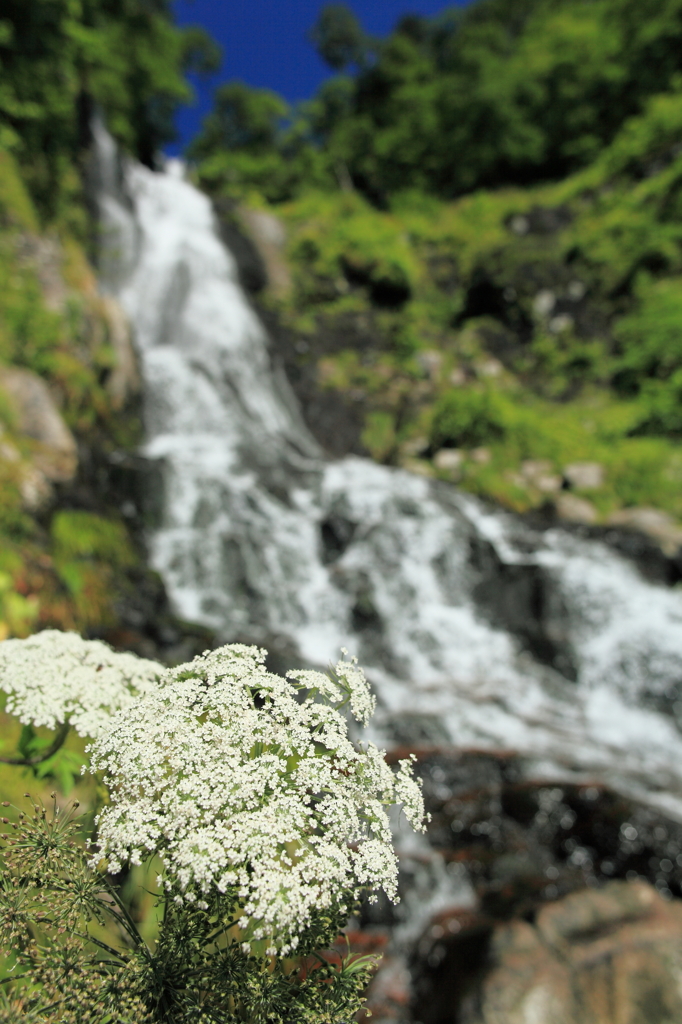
96;136;682;819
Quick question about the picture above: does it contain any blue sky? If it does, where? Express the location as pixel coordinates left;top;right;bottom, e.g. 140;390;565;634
171;1;469;151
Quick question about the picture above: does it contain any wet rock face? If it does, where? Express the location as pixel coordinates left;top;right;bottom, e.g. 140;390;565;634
320;513;357;564
259;305;372;459
470;535;578;679
401;749;682;1024
212;198;268;295
411;749;682;918
441;882;682;1024
99;295;140;410
506;205;574;238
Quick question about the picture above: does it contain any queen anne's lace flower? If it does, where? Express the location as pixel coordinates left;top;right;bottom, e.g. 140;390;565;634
89;644;425;954
288;648;377;728
0;630;163;738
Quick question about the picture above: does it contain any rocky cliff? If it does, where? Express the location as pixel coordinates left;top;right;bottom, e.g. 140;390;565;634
0;147;209;661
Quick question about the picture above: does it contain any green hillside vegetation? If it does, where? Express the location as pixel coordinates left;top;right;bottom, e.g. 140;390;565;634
0;146;141;642
275;91;682;519
0;143;149;831
0;0;220;645
190;1;682;526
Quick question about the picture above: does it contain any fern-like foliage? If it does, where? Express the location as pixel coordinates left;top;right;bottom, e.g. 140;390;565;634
0;798;377;1024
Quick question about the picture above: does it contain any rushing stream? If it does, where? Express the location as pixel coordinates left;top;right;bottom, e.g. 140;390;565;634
94;126;682;824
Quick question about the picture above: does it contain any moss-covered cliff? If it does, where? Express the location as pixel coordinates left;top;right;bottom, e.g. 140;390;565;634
0;146;152;643
0;0;221;651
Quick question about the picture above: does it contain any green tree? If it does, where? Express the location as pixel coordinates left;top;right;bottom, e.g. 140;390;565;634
0;0;220;220
189;82;287;159
187;82;301;202
308;3;370;71
355;0;682;196
187;0;682;204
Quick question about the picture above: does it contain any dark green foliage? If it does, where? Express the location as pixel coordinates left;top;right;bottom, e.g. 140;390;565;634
612;278;682;391
186;83;296;201
615;278;682;435
188;81;344;203
0;0;221;220
308;4;369;71
189;83;286;158
0;800;376;1024
430;389;509;450
191;0;682;204
181;26;222;78
630;377;682;437
362;0;682;197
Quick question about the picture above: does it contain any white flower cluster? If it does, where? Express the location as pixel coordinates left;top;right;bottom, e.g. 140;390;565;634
89;644;425;954
0;630;163;739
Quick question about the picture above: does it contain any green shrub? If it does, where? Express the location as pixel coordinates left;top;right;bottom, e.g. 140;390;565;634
51;511;134;567
361;410;397;460
594;88;682;183
284;191;418;308
430;388;510;449
0;571;37;639
608;439;678;508
629;374;682;437
49;512;136;627
0;148;37;231
612;276;682;393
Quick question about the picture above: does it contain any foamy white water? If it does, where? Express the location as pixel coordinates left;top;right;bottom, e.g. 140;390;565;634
96;138;682;818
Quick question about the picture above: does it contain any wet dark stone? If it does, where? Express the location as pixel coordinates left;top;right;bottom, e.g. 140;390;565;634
454;270;534;344
387;712;452;747
505;205;573;236
106;450;166;531
213;199;268;294
410;879;682;1024
259;305;372;458
457;276;508;325
412;919;493;1024
320;514;357;564
398;748;682;1024
599;525;682;586
370;276;412;308
408;749;682;920
470;536;579;681
474;320;524;364
426;252;460;294
341;256;411;309
351;584;383;633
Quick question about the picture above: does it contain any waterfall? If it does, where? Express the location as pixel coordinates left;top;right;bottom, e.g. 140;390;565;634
95;138;682;820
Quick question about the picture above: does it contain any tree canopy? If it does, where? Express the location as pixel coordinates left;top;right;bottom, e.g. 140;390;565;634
308;4;369;71
0;0;220;220
190;0;682;205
